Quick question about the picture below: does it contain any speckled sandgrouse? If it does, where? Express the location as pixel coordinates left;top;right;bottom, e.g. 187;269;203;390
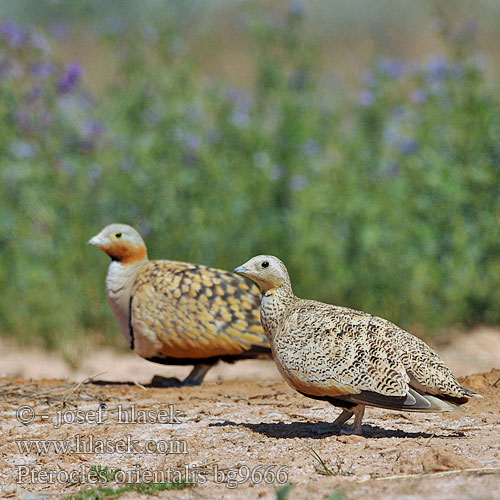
234;255;481;434
88;224;270;386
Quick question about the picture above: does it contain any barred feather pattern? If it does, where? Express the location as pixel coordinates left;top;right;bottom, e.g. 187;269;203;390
272;300;469;400
131;260;268;359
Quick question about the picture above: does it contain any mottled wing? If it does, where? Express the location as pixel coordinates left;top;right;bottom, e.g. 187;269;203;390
371;316;471;400
130;260;268;360
275;301;409;398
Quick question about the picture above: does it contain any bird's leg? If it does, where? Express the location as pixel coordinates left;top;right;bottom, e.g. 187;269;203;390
351;405;365;435
149;363;216;388
182;363;215;386
332;409;354;427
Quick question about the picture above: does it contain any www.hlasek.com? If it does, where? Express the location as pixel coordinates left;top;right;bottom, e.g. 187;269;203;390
15;434;188;455
16;464;289;489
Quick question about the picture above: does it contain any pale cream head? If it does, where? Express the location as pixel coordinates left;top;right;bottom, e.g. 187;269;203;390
88;223;148;264
234;255;291;294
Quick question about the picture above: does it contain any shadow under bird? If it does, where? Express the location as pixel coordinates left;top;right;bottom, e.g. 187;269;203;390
88;224;271;386
234;255;481;435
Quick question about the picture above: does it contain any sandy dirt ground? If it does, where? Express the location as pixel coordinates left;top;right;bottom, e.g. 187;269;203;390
1;328;500;500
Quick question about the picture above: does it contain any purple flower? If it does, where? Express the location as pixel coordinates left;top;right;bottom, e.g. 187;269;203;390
184;133;202;152
83;119;106;137
88;163;103;182
376;58;405;79
231;110;249;128
426;57;450;83
384;124;419;155
15;108;30;130
386;162;400;178
57;63;83;94
399;138;419;155
226;86;254;111
79;120;105;151
358;90;374;107
10;140;39;159
30;32;50;52
31;61;56;80
288;0;307;17
290;174;308;191
301;138;321;156
1;20;28;46
226;86;253;128
411;89;427;105
27;85;45;102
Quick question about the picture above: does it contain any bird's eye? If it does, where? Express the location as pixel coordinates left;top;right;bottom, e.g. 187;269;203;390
261;261;269;268
115;233;122;238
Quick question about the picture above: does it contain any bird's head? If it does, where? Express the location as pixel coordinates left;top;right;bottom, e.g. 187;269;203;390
88;224;148;264
234;255;291;294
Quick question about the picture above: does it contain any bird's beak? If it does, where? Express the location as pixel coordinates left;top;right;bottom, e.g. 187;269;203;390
233;265;247;275
88;235;103;246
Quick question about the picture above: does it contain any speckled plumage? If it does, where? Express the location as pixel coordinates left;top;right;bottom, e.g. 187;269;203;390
235;255;480;434
131;260;268;360
89;224;270;385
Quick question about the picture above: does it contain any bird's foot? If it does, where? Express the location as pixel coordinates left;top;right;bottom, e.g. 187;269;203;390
148;363;214;387
180;378;204;387
337;426;366;442
148;375;184;388
340;426;365;437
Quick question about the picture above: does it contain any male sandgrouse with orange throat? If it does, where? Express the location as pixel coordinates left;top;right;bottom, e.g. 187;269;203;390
89;224;270;386
234;255;480;434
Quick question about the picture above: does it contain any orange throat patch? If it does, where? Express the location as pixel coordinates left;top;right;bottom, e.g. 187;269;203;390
102;242;148;264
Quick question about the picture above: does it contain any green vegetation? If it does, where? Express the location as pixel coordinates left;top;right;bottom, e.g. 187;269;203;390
325;493;346;500
89;466;122;484
65;480;190;500
276;483;294;500
1;3;500;357
308;448;353;476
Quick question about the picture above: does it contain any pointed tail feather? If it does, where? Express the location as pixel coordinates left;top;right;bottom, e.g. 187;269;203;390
460;385;483;398
337;388;461;413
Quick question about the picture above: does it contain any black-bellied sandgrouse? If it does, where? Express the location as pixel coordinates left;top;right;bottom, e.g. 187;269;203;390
89;224;270;386
234;255;480;434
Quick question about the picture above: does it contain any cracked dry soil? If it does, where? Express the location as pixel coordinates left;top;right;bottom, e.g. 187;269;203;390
0;367;499;500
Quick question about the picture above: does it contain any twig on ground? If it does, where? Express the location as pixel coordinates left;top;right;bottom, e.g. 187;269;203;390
62;371;106;402
357;467;500;483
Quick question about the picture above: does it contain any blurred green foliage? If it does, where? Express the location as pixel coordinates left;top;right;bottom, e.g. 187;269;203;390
1;4;500;358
